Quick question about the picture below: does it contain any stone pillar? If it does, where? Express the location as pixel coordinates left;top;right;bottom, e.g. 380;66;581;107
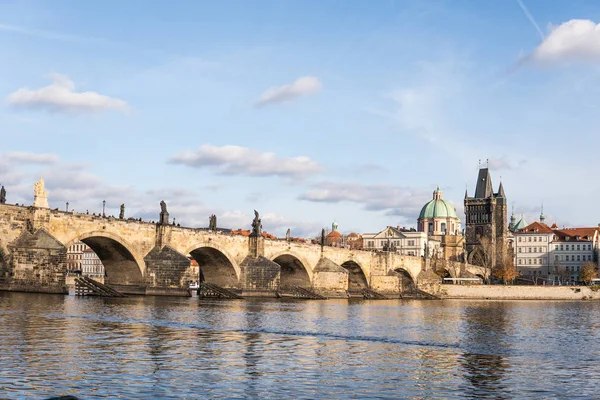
248;235;264;257
159;211;169;225
144;245;191;296
239;234;280;296
155;223;172;248
312;257;348;298
3;228;68;294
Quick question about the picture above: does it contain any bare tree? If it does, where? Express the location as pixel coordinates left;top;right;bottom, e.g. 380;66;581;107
470;235;494;280
553;260;570;285
581;261;598;285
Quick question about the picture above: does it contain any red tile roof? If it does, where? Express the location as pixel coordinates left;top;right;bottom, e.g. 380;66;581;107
553;227;598;242
516;221;554;234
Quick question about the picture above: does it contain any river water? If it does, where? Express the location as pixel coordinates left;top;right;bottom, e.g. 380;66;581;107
0;292;599;399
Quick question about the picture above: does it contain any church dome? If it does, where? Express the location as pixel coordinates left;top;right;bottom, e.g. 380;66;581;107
418;188;459;220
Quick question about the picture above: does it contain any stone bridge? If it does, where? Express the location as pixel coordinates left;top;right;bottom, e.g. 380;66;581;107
0;204;487;297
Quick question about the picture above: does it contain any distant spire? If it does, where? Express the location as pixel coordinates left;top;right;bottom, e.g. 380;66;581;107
540;202;545;223
509;203;516;231
464;184;468;199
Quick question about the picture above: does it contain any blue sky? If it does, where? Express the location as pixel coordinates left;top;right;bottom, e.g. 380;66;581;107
2;0;600;236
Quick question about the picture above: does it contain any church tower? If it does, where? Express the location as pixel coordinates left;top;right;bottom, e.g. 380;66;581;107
464;166;508;267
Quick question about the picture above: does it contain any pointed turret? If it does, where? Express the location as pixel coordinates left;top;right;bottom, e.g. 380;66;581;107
464;185;468;200
497;181;506;198
474;168;493;199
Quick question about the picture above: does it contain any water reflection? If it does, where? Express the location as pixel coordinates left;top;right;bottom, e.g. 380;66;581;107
1;293;600;398
459;302;511;398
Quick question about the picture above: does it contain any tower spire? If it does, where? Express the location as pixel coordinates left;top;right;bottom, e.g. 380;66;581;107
540;202;545;223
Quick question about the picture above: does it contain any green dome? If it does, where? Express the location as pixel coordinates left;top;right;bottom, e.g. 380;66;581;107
418;189;459;220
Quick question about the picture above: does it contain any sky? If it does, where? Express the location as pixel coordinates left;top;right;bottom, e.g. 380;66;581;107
1;0;600;237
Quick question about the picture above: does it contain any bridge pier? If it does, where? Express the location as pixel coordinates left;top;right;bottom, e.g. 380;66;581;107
312;257;348;298
144;245;191;296
0;228;68;294
239;236;281;297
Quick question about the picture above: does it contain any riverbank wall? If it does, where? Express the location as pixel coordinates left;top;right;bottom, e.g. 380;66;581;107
438;284;600;300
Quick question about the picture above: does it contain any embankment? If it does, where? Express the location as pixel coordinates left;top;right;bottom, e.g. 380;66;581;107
439;284;600;300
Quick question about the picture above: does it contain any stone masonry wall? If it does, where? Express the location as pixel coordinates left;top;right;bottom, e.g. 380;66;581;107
144;245;191;289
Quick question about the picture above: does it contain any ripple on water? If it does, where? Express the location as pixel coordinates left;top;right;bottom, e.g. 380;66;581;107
1;293;600;398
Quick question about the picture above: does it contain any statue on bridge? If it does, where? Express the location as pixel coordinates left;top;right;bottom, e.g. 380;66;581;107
251;210;262;236
0;185;5;204
286;228;291;242
159;200;169;225
119;204;125;219
33;177;49;208
209;214;217;230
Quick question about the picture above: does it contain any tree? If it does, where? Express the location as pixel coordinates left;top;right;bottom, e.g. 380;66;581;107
581;261;598;285
493;252;518;284
470;236;494;280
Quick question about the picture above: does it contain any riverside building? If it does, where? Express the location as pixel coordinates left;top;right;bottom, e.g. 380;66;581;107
514;214;600;283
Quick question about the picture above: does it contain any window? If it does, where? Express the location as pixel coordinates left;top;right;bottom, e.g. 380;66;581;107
518;248;522;253
441;223;446;233
518;237;522;242
571;245;575;251
577;245;580;251
528;248;531;253
528;259;532;264
577;255;581;261
588;255;592;261
560;245;564;251
540;247;543;253
408;240;415;246
528;237;532;242
518;259;522;264
534;237;537;242
555;255;559;260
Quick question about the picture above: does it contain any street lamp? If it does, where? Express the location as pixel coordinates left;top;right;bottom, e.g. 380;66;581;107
66;202;69;212
102;200;106;217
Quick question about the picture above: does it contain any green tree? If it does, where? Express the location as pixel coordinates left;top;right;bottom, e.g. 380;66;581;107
581;261;598;285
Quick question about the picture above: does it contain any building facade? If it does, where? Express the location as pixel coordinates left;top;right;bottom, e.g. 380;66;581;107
66;241;86;272
362;226;434;257
82;248;104;280
464;167;509;267
514;221;599;284
68;241;105;280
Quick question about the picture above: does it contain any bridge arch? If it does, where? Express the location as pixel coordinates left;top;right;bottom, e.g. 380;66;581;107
184;243;240;288
393;267;417;292
63;231;145;286
341;260;369;291
270;251;312;288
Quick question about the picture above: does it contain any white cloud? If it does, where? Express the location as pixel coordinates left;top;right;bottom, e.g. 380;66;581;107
169;145;322;179
255;76;322;107
299;182;432;219
6;73;128;113
530;19;600;63
6;152;59;165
